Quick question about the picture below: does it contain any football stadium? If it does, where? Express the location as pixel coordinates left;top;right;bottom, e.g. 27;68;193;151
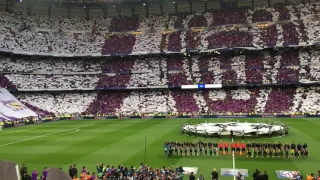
0;0;320;179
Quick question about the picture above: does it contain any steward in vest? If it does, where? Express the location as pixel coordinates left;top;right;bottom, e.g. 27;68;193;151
306;173;315;180
316;170;320;180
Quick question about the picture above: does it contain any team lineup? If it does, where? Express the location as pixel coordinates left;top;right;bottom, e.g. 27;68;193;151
164;141;309;158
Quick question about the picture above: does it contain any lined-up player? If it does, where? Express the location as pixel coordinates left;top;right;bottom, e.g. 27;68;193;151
236;141;241;155
224;141;229;155
219;141;224;155
241;141;246;156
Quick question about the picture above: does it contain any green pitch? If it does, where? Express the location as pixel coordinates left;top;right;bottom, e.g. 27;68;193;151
0;118;319;179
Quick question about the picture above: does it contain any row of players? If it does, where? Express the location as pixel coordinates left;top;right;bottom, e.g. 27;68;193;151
164;141;309;158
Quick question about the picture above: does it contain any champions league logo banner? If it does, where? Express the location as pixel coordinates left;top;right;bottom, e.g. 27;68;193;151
220;168;249;177
276;170;298;179
0;88;37;120
182;167;199;175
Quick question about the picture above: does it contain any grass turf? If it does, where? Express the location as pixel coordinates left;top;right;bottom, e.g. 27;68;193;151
0;118;319;179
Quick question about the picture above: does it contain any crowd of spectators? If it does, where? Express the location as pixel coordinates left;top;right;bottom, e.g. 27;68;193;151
5;74;99;89
102;34;136;55
2;2;320;54
0;55;102;73
264;88;296;113
84;91;129;115
10;87;319;116
203;89;259;114
0;75;16;89
0;48;319;89
20;163;205;180
0;45;318;117
260;24;278;46
119;91;176;115
282;22;300;45
17;92;97;115
167;31;183;52
132;32;162;54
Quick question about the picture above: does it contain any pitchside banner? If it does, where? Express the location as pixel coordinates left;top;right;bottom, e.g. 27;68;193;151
276;170;298;179
0;88;37;120
220;168;249;177
182;167;199;175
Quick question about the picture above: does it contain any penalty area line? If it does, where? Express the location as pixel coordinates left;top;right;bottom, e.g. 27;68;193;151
0;123;97;147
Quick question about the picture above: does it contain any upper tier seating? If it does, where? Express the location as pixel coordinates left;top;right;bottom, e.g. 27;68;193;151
1;3;320;54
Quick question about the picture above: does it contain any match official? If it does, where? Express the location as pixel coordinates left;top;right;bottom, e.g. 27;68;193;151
71;164;78;178
268;127;272;138
189;172;196;180
211;168;218;180
241;130;245;140
263;171;268;180
230;129;234;140
252;169;259;180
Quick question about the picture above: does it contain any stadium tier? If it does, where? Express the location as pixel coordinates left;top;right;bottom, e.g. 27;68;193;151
0;45;318;117
1;2;320;55
1;2;320;180
2;87;316;116
0;48;319;89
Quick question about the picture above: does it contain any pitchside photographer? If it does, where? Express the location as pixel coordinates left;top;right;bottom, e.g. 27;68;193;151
20;164;28;180
237;172;244;180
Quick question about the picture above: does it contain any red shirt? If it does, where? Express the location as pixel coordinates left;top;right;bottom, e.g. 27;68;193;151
219;143;223;148
224;143;229;148
241;143;246;149
231;143;235;148
236;143;241;148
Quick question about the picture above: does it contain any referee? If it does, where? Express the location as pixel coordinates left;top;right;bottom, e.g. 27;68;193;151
241;130;245;140
230;129;234;140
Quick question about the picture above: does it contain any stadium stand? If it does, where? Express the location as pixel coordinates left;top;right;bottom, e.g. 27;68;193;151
1;2;320;54
6;87;317;115
2;2;320;180
0;48;319;89
0;2;320;111
5;74;99;89
17;92;97;115
0;45;318;116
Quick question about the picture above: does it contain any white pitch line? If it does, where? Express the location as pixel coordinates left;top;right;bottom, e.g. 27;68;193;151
232;138;236;180
0;123;96;147
59;129;80;136
0;128;32;136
